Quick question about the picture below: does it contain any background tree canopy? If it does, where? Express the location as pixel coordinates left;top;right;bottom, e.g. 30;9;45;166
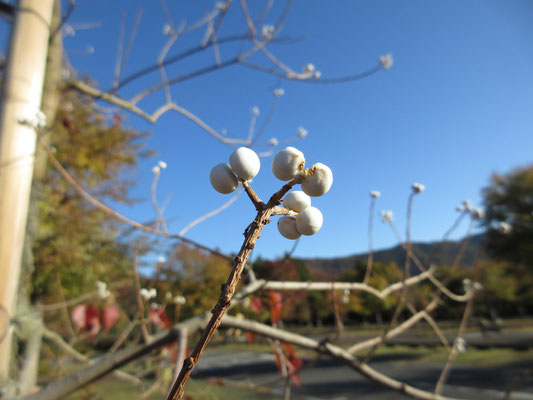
31;86;150;303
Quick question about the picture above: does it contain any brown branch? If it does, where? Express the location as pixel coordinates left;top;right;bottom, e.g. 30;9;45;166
166;177;302;400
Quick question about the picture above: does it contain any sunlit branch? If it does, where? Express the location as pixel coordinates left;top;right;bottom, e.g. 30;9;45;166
220;315;463;400
178;187;242;237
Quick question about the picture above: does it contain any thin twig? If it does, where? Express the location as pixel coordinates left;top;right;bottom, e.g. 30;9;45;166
363;196;377;284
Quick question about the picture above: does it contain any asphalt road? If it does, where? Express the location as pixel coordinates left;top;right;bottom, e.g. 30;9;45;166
193;348;533;400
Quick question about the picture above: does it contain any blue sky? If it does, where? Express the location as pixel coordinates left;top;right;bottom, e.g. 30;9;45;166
4;0;533;262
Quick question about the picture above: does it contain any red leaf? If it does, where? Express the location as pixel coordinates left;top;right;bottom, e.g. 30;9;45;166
246;331;257;345
71;305;87;331
268;291;283;324
102;305;120;332
273;343;303;386
250;297;262;313
113;114;122;125
86;305;101;337
149;307;171;329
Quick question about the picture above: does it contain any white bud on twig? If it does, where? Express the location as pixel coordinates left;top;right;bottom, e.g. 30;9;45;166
152;166;161;175
268;138;279;146
370;190;381;198
303;63;315;74
297;126;308;138
412;182;425;194
498;221;511;234
251;106;260;117
471;208;485;219
273;88;285;97
162;24;172;35
158;161;167;169
96;281;110;299
262;24;275;39
379;54;393;70
380;210;393;222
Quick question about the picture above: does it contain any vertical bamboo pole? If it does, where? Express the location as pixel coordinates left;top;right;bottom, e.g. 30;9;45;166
0;0;54;380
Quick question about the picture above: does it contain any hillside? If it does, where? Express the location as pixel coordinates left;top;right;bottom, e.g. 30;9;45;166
302;234;487;276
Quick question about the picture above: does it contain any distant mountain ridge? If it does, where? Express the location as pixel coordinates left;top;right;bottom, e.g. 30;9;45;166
302;234;487;276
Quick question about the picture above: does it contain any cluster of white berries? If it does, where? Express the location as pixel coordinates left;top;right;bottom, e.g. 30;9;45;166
462;278;483;292
498;221;512;234
273;88;285;97
342;289;350;304
95;281;110;299
471;208;485;220
165;292;186;305
152;160;167;175
296;126;308;138
456;200;485;220
210;147;260;193
140;288;157;301
380;210;394;223
215;1;228;11
456;337;466;354
412;182;425;194
262;24;275;39
162;24;172;35
210;146;332;239
302;63;321;79
379;54;394;70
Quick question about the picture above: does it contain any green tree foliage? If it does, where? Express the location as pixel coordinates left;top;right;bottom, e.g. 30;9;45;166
482;164;533;314
483;164;533;266
31;86;149;303
339;260;402;322
157;243;231;321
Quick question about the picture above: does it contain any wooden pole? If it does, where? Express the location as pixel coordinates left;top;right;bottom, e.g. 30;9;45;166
0;0;54;380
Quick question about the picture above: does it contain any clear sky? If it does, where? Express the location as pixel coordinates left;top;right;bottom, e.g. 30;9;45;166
4;1;533;263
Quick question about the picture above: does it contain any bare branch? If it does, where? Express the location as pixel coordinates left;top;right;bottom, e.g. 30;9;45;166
42;327;142;386
220;315;464;400
178;187;242;237
237;268;437;301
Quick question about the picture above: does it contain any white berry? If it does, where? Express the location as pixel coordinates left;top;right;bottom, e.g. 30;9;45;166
210;163;238;194
229;147;260;181
272;147;305;181
296;207;323;236
301;163;333;197
277;216;301;240
283;191;311;212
